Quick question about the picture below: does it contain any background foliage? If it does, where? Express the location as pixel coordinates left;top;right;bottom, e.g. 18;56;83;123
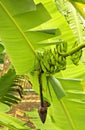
0;0;85;130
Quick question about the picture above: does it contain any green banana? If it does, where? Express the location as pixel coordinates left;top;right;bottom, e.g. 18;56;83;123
36;39;83;74
63;42;67;52
40;60;47;73
36;41;67;74
42;57;50;72
70;43;82;65
50;50;56;66
50;65;55;73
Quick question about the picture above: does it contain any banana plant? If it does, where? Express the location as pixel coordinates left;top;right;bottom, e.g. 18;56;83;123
0;0;85;130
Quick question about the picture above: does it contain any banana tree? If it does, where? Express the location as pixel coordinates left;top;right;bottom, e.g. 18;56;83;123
0;0;85;130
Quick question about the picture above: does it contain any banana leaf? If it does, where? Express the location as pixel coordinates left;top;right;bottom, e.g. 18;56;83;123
55;0;85;45
69;0;85;19
0;68;21;105
0;68;16;98
69;0;85;4
0;102;10;112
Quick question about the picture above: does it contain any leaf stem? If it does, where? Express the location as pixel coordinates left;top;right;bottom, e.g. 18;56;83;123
59;100;76;130
59;43;85;57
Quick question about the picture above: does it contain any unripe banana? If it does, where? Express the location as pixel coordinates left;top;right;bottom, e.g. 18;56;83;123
56;44;61;54
54;49;59;62
37;41;67;74
62;42;67;52
40;61;47;73
42;51;51;72
60;42;64;52
50;51;56;66
50;65;55;73
71;48;82;65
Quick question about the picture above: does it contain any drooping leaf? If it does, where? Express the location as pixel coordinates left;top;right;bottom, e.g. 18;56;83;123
0;68;21;106
48;75;66;99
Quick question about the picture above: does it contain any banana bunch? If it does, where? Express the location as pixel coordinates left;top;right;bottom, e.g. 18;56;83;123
71;49;82;65
37;41;67;74
70;43;82;65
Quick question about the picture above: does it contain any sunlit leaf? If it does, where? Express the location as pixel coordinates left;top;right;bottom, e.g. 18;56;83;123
69;1;85;19
0;1;51;74
0;112;30;129
0;102;10;112
69;0;85;4
0;0;36;15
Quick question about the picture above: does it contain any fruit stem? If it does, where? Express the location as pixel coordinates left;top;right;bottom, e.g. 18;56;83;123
38;71;44;107
59;43;85;57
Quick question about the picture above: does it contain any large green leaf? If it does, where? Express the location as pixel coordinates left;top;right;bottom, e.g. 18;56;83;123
0;1;52;74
